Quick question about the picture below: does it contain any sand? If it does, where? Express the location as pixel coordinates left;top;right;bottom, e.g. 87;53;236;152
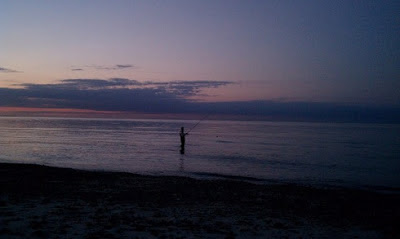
0;163;399;239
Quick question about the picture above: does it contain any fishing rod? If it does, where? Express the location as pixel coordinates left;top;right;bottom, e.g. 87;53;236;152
187;113;210;133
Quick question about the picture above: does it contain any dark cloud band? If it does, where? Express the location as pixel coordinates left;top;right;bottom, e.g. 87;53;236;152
19;78;233;96
0;78;399;123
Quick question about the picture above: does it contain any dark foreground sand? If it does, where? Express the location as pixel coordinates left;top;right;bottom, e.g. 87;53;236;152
0;163;399;239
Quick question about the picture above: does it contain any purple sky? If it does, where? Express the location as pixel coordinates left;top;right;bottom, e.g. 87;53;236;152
1;1;399;121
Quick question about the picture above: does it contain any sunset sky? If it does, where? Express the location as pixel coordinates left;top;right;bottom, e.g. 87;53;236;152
1;1;399;122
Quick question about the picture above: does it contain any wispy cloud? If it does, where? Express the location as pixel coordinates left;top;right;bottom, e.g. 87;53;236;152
0;67;21;73
116;64;134;69
147;81;233;97
71;64;135;71
60;78;141;89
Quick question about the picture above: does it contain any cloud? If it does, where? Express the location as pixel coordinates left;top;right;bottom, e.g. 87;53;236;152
93;66;118;70
116;64;134;69
18;78;233;97
8;78;232;112
166;81;232;96
62;78;142;89
2;81;184;113
73;64;135;70
69;64;134;71
0;67;21;73
138;80;233;97
20;78;143;90
1;78;399;123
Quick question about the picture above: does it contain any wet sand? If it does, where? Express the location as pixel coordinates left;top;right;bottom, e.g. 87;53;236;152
0;163;399;238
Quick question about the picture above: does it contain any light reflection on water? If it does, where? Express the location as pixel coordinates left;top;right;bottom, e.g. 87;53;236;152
0;117;399;188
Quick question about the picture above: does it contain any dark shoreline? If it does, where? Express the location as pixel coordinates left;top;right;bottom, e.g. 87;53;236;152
1;162;399;238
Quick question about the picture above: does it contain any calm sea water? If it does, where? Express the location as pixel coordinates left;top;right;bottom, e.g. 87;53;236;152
0;117;399;189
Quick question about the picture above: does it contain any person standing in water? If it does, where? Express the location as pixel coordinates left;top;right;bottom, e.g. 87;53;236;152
180;127;188;154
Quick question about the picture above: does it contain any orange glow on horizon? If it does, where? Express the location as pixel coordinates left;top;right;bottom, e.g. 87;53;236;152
0;106;213;120
0;107;119;114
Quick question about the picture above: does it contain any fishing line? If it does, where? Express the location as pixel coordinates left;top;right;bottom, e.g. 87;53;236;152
187;113;210;133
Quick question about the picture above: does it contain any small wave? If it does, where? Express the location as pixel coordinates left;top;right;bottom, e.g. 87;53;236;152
215;140;234;144
208;155;338;169
191;172;266;182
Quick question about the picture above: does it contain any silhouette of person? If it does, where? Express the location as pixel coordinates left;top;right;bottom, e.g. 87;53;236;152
180;127;188;154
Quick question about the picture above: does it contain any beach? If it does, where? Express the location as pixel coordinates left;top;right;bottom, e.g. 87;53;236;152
2;1;399;238
0;163;399;239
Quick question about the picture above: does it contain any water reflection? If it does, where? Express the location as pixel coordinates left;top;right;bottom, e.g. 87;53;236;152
0;117;399;188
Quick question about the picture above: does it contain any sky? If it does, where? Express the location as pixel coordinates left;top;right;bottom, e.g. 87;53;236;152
1;1;399;122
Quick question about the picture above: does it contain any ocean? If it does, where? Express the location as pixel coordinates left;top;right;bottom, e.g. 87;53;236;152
0;117;399;189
